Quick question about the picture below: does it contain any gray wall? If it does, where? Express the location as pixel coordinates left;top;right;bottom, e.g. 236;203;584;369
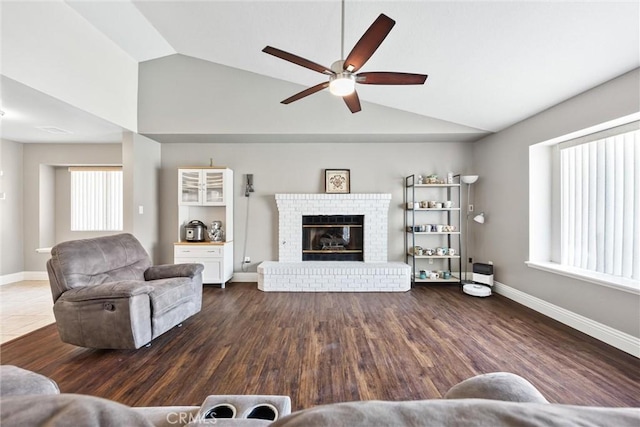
22;143;122;271
472;68;640;337
54;167;74;244
39;165;55;248
123;132;162;262
159;141;474;272
0;139;24;275
138;54;486;142
14;136;160;274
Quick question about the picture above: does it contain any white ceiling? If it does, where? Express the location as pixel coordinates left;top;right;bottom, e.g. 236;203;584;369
1;0;639;144
1;76;124;144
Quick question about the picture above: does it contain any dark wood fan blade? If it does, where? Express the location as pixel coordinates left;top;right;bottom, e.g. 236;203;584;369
343;90;362;113
281;82;330;104
263;46;334;75
356;72;428;85
343;14;395;72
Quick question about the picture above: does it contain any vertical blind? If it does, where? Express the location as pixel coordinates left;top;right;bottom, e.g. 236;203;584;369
560;128;639;280
70;168;123;231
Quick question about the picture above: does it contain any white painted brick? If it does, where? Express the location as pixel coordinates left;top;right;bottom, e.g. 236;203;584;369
258;261;410;292
276;193;392;263
269;193;406;291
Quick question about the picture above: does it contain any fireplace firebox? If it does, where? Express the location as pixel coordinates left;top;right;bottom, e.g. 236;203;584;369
302;215;364;261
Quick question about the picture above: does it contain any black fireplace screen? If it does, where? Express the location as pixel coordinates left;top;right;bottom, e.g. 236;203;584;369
302;215;364;261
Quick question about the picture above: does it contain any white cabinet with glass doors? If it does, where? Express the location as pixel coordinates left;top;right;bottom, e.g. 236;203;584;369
178;168;231;206
175;167;233;286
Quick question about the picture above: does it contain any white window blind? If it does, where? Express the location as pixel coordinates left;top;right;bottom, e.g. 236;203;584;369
70;168;123;231
560;127;639;280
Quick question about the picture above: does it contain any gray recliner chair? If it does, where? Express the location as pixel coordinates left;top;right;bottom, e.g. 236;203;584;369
46;233;204;349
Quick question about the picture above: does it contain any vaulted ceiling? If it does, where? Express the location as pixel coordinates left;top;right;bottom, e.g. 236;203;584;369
1;1;639;144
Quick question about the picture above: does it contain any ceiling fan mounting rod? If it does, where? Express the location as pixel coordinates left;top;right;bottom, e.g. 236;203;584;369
331;60;346;74
340;0;345;60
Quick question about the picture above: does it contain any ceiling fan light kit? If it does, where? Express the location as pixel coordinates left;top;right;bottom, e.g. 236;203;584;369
329;74;356;96
262;11;427;113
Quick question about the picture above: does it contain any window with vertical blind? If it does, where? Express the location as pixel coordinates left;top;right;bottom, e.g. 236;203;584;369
558;124;639;281
70;167;123;231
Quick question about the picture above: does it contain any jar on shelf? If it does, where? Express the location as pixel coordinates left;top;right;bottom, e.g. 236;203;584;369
447;172;454;184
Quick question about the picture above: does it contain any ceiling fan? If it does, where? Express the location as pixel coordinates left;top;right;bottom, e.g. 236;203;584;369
262;9;428;113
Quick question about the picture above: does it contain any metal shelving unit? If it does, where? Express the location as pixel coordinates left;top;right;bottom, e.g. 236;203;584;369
404;174;463;285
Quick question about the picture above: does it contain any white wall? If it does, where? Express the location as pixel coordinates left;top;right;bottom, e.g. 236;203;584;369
159;141;474;272
1;1;138;131
472;69;640;338
0;139;24;275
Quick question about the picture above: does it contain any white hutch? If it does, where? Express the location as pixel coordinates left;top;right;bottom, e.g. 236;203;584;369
174;167;233;287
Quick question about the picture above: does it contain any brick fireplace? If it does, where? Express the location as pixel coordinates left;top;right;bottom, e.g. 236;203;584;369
257;194;411;292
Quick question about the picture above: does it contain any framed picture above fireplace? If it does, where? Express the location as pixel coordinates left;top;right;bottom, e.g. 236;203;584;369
325;169;350;194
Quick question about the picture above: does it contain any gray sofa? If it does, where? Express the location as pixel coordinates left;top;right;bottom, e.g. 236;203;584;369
1;365;638;427
47;233;204;349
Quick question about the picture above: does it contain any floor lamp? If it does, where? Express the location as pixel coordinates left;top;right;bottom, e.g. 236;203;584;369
461;175;478;284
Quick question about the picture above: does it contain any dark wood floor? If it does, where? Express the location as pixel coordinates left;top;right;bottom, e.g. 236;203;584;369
1;283;638;411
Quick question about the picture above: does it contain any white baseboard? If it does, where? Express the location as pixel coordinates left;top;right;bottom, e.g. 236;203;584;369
231;272;258;283
0;271;48;286
494;281;640;358
0;272;25;286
